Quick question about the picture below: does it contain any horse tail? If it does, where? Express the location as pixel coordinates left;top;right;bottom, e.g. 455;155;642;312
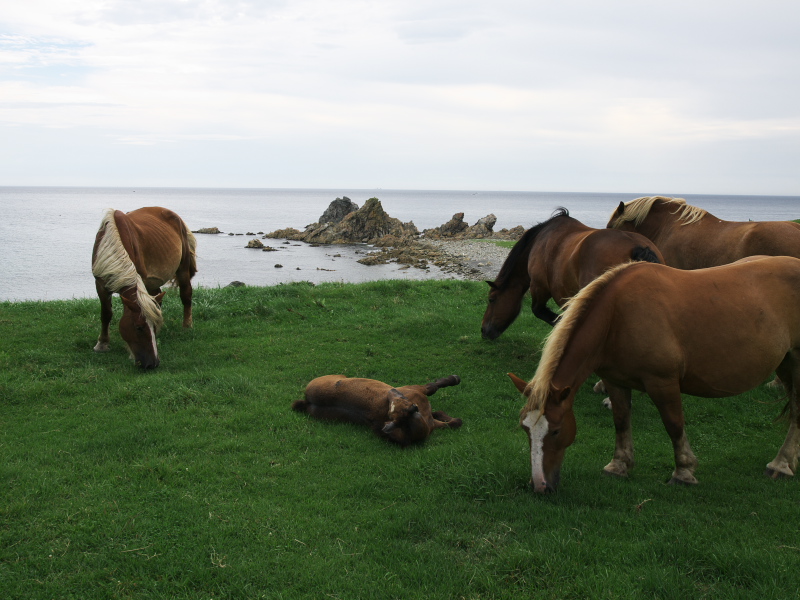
630;245;661;264
182;219;198;278
291;398;310;412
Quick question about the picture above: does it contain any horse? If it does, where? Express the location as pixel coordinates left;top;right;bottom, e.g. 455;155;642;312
481;207;663;340
92;207;197;369
607;196;800;269
510;256;800;493
293;375;462;447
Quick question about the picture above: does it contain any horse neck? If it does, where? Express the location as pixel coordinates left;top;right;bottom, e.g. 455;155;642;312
549;302;609;392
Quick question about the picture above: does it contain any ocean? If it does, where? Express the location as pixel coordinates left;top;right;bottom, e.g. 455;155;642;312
1;186;798;301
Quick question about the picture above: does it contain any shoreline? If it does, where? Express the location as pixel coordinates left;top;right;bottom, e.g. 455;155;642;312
418;239;511;281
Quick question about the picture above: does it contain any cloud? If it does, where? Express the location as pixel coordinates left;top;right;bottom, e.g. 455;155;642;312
1;0;799;192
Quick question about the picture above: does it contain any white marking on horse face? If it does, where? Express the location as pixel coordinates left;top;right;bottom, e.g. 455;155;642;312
148;321;158;359
522;410;549;493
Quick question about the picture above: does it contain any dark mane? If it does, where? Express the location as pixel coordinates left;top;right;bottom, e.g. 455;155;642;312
494;207;570;289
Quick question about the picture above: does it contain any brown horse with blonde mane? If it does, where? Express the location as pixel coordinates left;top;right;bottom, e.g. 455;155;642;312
510;256;800;493
92;207;197;369
481;208;663;340
607;196;800;269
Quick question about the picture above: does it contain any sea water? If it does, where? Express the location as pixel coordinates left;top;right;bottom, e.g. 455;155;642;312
0;186;797;301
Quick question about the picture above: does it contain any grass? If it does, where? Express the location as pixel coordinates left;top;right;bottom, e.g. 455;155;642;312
1;280;799;599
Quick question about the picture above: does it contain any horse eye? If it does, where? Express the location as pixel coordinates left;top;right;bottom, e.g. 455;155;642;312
550;429;560;437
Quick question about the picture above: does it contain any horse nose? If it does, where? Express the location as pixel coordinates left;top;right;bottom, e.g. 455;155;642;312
529;479;554;494
481;324;499;340
139;356;160;369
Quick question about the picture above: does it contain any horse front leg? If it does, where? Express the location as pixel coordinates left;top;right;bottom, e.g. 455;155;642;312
94;279;113;352
648;384;698;485
530;288;559;327
602;383;635;478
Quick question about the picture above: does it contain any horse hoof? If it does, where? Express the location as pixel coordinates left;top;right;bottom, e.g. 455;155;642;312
602;397;612;410
602;462;629;478
93;342;110;353
593;380;606;394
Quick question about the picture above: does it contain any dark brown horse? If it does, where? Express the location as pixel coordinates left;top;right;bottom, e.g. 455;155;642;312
481;208;663;340
607;196;800;269
511;257;800;493
293;375;462;446
92;207;197;369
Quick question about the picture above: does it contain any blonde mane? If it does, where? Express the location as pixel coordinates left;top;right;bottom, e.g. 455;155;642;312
92;209;164;332
521;261;638;414
608;196;707;229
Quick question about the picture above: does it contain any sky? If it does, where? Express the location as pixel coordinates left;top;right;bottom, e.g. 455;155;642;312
1;0;799;194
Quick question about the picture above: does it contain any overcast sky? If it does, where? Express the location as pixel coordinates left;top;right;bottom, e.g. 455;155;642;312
2;0;799;194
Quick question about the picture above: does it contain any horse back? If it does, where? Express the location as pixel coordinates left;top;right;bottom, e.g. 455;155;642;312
123;207;194;286
597;258;800;395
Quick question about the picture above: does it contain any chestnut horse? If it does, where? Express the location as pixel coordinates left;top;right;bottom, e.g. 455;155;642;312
607;196;800;269
293;375;462;446
92;207;197;369
511;257;800;493
481;208;663;340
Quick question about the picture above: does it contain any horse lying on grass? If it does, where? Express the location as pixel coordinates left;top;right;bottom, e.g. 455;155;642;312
293;375;462;446
510;256;800;493
92;207;197;369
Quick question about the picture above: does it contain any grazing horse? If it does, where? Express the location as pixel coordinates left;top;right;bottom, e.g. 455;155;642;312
481;207;663;340
92;207;197;369
511;257;800;493
293;375;462;447
607;196;800;269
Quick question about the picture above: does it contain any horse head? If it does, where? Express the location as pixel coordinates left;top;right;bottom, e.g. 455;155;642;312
382;389;422;433
481;280;523;340
510;373;577;493
119;290;165;369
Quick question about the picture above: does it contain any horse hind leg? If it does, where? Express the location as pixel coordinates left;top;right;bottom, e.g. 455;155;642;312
765;356;800;479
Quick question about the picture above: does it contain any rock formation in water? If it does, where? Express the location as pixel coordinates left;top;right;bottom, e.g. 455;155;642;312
265;197;418;246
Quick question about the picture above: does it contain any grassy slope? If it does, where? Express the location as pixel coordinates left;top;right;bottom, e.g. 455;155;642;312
1;281;798;599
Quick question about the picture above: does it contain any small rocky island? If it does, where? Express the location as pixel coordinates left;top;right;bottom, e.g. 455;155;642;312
195;196;525;279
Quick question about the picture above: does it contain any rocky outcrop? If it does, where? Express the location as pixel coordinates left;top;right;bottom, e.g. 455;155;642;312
465;214;497;238
422;213;500;239
245;238;265;248
193;226;221;234
265;197;418;246
319;197;359;224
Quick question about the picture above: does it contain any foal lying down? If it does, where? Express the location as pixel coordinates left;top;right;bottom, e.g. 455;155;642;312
293;375;462;446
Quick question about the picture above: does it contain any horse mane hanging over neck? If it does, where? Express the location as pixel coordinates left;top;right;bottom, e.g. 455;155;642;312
522;261;637;414
495;207;571;289
610;196;708;229
92;209;164;332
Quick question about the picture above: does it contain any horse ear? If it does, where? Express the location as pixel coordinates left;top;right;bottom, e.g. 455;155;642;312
507;373;529;394
549;383;572;404
120;295;138;311
616;201;625;216
154;291;166;306
486;280;498;289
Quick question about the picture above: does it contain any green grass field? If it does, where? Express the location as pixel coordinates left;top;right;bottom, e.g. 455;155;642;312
1;280;799;599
